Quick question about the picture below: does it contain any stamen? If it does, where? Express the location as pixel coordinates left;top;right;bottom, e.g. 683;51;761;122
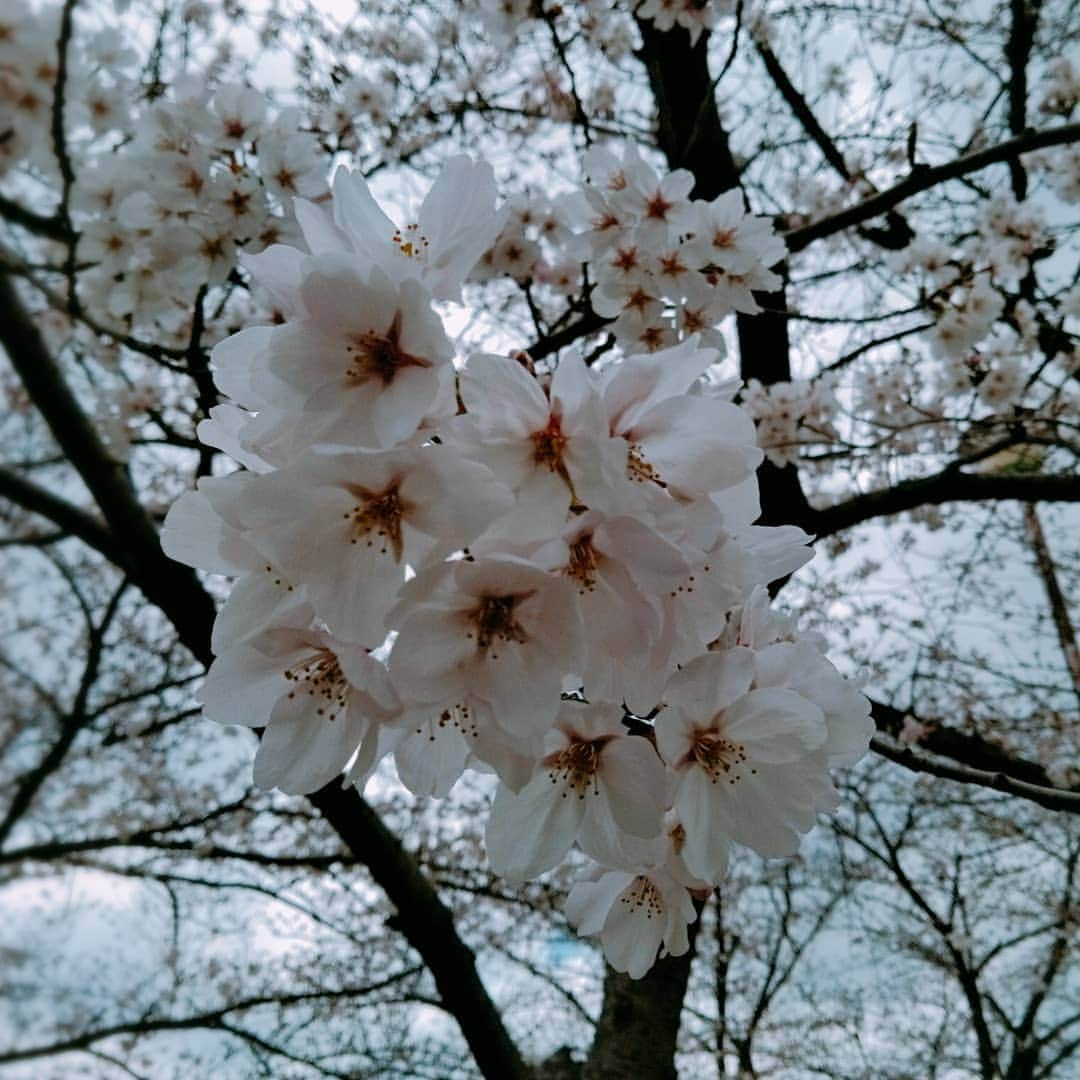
543;736;612;799
391;222;430;260
619;876;663;918
627;442;665;487
466;593;534;656
344;309;432;386
690;727;752;785
283;647;349;721
343;482;406;561
566;534;599;594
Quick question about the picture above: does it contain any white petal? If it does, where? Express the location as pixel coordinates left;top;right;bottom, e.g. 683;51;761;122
724;688;827;763
486;774;584;881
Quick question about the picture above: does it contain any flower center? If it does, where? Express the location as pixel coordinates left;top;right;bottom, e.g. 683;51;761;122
343;482;406;561
544;736;611;798
627;442;665;486
711;227;737;250
645;191;674;221
466;593;532;655
566;533;599;593
619;876;663;919
344;310;432;386
690;727;749;784
283;648;349;721
531;413;570;474
392;222;430;260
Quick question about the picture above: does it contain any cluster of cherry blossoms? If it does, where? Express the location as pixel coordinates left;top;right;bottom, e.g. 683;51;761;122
480;142;786;356
162;154;872;978
73;83;324;335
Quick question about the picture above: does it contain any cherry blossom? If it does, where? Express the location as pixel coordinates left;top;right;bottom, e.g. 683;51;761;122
199;622;398;795
486;700;668;881
657;648;833;879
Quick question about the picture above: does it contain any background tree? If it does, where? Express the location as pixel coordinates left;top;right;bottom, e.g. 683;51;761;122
0;1;1078;1077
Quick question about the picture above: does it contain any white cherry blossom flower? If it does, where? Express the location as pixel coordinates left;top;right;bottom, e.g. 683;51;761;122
602;337;763;500
564;853;700;979
291;156;507;302
260;259;454;449
450;351;626;532
199;622;398;795
388;556;584;737
230;446;513;646
485;700;668;881
657;648;831;877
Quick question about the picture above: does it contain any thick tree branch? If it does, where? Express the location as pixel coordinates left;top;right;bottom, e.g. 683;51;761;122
0;272;528;1079
1005;0;1041;200
583;914;701;1080
808;469;1080;538
0;272;218;664
0;464;123;564
870;735;1080;814
308;786;530;1080
869;698;1076;796
0;192;70;241
785;122;1080;253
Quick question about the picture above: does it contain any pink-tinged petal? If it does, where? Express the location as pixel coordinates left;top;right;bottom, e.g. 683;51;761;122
603;336;716;432
654;703;697;767
211;571;307;655
639;397;760;495
161;490;253;576
598;736;667;839
370;364;439;447
478;645;564;736
601;876;668;979
345;720;403;792
198;642;292;727
741;525;814;583
675;767;733;885
468;703;543;792
394;719;470;798
565;870;634;938
210;325;275;407
663;648;754;716
724;688;827;763
657;878;698;958
239;244;306;316
254;693;367;794
595;517;688;594
402;454;514;542
721;769;804;857
294;197;350;254
330;169;397;257
337;649;399;716
549;351;600;423
389;609;474;702
418;156;508;301
579;788;636;869
753;642;813;689
459;352;550;435
196;405;273;473
486;774;584;881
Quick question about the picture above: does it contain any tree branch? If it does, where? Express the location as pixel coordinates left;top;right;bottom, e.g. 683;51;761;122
785;122;1080;253
809;469;1080;538
870;735;1080;814
0;464;123;564
0;272;218;664
0;192;69;242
